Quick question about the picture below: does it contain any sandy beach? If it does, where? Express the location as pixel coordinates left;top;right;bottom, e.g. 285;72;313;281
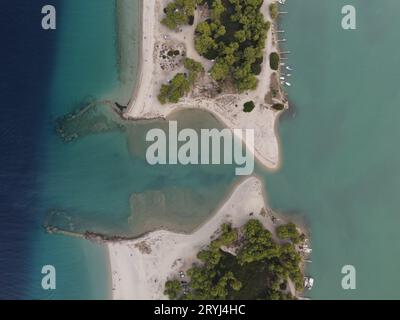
124;0;284;170
108;177;281;300
108;0;291;300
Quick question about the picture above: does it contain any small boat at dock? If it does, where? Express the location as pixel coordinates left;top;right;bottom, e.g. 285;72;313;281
304;277;314;290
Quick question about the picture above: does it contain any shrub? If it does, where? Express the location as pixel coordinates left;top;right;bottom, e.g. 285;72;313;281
269;52;280;71
269;3;279;20
276;223;301;244
243;101;256;113
272;103;284;111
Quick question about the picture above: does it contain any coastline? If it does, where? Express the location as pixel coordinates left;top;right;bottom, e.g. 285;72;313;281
121;0;143;106
104;0;296;300
113;0;142;104
108;176;309;300
108;177;276;299
123;0;285;171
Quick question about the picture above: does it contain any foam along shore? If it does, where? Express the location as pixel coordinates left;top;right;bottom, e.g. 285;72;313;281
108;177;284;300
124;0;284;170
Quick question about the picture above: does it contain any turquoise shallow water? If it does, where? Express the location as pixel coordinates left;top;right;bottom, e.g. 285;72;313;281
27;0;240;299
25;0;400;300
27;0;122;299
257;0;400;299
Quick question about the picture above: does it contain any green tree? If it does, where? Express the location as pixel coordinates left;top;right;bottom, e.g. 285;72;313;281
269;52;280;70
276;223;302;244
210;0;226;22
195;35;218;56
269;3;279;20
196;21;212;36
237;219;280;264
234;30;247;43
164;280;182;299
243;101;255;112
184;57;204;82
210;59;230;81
158;73;190;104
161;0;198;30
197;248;223;266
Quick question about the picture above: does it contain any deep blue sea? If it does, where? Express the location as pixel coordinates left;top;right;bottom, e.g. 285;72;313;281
0;0;115;300
0;0;61;299
0;0;239;299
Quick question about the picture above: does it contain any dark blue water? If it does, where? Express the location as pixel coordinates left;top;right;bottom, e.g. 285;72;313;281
0;0;60;299
0;0;240;299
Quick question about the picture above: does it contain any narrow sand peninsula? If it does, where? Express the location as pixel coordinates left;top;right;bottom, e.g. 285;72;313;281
125;0;284;170
109;177;280;300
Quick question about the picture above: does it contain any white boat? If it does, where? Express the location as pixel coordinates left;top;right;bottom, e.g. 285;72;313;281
304;277;314;290
285;82;291;87
280;76;285;80
299;243;312;254
286;66;293;71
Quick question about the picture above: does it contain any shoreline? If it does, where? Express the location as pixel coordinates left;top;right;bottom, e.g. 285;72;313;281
104;0;297;299
123;0;285;171
108;176;310;300
122;0;144;107
45;175;245;243
108;177;271;299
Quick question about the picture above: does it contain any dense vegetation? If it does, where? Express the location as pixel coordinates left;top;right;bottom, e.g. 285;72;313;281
269;2;279;20
164;219;305;300
277;222;305;244
161;0;271;93
195;0;271;92
269;52;280;70
161;0;204;29
158;58;204;104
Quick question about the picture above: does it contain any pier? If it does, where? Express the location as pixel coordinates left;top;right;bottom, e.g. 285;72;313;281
276;2;293;89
